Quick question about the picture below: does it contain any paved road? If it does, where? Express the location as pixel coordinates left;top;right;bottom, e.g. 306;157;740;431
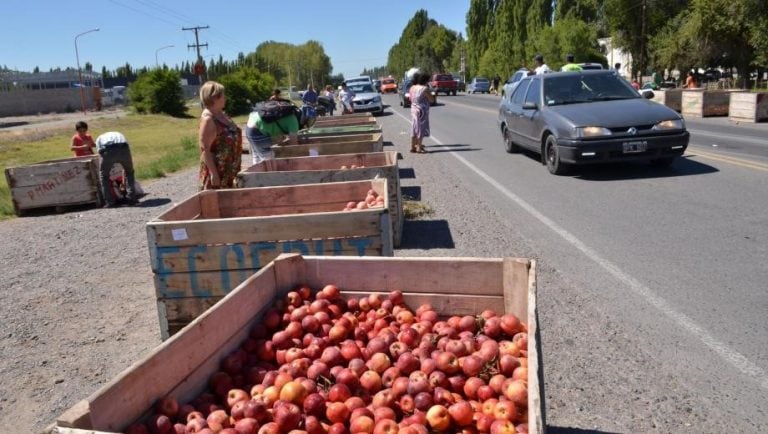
379;93;768;432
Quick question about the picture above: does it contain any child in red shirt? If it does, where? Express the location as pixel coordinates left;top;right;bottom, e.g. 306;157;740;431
70;121;95;156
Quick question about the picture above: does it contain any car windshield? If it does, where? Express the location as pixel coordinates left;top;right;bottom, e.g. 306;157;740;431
475;78;489;83
350;84;375;93
383;79;395;84
435;75;452;81
543;73;638;106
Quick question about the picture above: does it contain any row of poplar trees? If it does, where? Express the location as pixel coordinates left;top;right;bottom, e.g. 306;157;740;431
384;1;767;87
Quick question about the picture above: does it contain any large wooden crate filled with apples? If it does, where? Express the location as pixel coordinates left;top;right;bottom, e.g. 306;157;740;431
237;151;403;247
147;179;394;339
53;254;543;434
4;155;102;215
272;139;384;159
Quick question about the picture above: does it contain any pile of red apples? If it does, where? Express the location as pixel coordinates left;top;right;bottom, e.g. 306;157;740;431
126;285;530;434
342;190;385;211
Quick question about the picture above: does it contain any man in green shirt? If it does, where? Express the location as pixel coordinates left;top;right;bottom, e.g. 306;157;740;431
561;54;583;72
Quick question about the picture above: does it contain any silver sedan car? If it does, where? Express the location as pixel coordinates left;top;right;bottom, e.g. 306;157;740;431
348;83;384;114
498;70;690;174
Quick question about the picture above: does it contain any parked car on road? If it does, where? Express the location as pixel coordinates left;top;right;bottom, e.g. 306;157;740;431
498;70;689;174
452;74;466;92
577;63;604;70
501;69;530;98
372;79;382;93
429;73;458;96
344;75;373;86
347;82;384;114
467;77;491;94
398;80;437;108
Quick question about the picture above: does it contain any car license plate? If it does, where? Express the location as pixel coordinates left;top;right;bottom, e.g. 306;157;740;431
622;141;647;153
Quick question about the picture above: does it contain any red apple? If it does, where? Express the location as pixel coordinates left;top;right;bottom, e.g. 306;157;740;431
233;417;259;434
425;405;451;431
326;401;351;424
448;400;474;426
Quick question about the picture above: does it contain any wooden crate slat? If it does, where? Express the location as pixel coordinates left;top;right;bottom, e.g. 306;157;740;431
296;133;381;145
273;140;383;158
152;237;384;274
729;92;768;123
5;161;95;188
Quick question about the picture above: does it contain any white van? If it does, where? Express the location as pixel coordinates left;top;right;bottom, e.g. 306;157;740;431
344;76;372;86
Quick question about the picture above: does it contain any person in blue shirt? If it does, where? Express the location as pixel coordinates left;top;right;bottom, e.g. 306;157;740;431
302;84;318;106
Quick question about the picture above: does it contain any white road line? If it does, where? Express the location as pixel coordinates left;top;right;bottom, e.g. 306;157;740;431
392;109;768;390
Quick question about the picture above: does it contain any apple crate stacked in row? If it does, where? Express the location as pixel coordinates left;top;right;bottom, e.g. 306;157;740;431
147;116;404;339
53;254;544;434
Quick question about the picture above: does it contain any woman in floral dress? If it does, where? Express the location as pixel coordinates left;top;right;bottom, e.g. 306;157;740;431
409;72;435;153
198;81;242;190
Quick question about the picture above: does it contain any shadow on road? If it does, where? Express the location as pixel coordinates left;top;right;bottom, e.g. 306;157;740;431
515;150;719;180
398;167;416;179
400;186;420;201
575;155;719;181
136;198;173;208
383;141;395;147
422;143;481;153
547;427;622;434
398;219;455;249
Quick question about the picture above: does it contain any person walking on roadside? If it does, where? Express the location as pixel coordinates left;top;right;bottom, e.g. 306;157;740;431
95;131;139;207
561;54;583;72
339;83;356;114
198;81;242;190
409;72;435;154
302;84;318;106
533;54;551;75
70;121;96;156
323;85;336;116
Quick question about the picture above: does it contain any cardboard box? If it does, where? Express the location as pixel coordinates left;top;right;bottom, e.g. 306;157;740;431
54;254;543;434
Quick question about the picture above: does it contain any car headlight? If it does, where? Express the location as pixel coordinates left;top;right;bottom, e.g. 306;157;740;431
575;126;612;138
373;96;381;103
652;119;685;130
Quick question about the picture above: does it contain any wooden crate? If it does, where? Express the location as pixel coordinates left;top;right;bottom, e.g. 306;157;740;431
682;90;731;117
313;116;377;127
4;156;102;215
272;138;384;158
53;254;543;434
297;132;383;146
728;92;768;123
650;89;682;112
302;124;383;138
237;151;403;247
146;179;393;339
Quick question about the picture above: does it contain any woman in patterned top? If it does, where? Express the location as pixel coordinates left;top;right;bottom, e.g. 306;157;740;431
198;81;242;190
409;72;435;154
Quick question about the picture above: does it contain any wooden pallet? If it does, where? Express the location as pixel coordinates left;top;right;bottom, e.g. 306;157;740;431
272;138;384;158
53;254;543;434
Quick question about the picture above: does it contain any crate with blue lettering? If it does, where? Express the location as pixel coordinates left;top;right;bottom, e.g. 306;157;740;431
146;178;393;339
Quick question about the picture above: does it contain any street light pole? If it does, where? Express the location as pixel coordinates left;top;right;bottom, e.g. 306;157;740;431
75;27;99;115
155;45;175;67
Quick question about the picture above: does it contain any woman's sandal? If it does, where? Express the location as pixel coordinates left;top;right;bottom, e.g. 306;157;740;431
416;147;427;154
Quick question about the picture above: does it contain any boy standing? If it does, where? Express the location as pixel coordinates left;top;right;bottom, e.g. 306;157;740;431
70;121;95;156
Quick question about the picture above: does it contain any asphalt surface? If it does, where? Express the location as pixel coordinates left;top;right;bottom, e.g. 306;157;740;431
378;93;768;432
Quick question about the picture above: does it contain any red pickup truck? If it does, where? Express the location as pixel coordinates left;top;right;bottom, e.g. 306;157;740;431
429;73;458;96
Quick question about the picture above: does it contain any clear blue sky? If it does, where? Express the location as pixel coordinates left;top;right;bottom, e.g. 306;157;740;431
2;0;468;78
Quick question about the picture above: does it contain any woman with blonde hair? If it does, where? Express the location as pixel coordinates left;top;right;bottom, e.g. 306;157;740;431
198;81;242;190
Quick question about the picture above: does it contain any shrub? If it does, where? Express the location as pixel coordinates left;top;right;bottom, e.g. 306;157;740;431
218;67;276;115
128;69;187;116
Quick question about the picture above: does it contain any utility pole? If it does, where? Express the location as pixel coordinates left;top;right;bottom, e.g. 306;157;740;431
182;25;209;83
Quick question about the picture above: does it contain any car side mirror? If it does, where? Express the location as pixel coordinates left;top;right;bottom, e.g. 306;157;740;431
522;101;538;110
643;91;654;99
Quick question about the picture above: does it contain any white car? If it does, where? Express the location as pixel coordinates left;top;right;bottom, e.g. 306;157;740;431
348;82;383;114
344;75;373;86
501;69;529;98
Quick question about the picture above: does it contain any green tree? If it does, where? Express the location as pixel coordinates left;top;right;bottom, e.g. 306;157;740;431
218;67;276;115
127;69;186;116
466;0;496;78
386;10;459;79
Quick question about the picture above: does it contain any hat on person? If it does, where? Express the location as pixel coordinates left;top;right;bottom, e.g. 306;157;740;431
534;54;544;62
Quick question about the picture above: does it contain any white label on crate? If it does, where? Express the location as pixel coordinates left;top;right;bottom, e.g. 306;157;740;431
171;228;188;241
309;148;319;157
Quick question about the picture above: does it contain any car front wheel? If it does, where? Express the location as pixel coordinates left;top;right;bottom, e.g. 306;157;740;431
544;135;568;175
503;127;520;153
